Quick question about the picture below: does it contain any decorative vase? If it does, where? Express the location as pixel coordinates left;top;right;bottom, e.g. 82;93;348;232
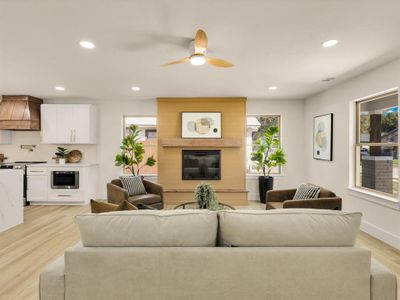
59;158;66;165
258;176;274;203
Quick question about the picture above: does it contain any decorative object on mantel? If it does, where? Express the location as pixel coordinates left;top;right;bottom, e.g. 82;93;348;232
251;126;287;203
0;153;7;162
181;112;222;138
55;147;70;165
67;150;83;163
20;145;36;152
313;113;333;161
115;124;156;175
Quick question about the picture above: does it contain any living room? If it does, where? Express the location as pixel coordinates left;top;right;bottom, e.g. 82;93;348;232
0;1;399;299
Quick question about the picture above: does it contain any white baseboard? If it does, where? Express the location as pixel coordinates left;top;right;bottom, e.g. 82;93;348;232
361;220;400;250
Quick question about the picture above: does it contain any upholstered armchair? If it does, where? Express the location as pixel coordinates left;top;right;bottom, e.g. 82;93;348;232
107;178;164;209
266;185;341;210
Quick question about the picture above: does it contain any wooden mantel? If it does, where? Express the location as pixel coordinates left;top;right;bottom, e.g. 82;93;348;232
160;138;242;148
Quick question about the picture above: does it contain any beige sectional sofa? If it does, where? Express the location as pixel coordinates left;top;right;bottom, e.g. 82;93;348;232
40;209;397;300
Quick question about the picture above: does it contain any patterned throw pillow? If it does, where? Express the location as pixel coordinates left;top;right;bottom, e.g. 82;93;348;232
119;176;147;196
292;183;320;200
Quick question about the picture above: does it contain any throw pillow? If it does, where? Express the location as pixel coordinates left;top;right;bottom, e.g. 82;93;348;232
119;175;147;196
90;199;137;213
292;183;320;200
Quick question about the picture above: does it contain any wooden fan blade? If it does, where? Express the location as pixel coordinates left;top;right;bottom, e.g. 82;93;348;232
206;57;234;68
194;29;208;53
161;57;190;67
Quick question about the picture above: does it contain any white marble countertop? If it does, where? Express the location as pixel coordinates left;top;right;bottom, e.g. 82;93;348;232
27;162;98;167
0;169;23;233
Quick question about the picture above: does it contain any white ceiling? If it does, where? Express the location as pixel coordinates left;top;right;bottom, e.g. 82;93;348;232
1;0;400;102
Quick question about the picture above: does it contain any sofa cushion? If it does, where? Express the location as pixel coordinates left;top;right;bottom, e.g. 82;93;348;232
218;209;361;247
119;175;147;196
293;183;320;200
128;193;161;205
75;210;218;247
90;199;137;213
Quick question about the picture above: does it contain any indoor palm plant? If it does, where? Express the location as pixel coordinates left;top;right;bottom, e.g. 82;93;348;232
251;126;286;203
115;124;156;175
55;147;69;165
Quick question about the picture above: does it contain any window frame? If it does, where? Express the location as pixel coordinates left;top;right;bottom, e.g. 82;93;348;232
245;114;283;176
122;115;158;176
353;89;399;200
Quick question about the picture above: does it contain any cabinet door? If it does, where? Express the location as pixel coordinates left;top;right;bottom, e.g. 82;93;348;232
73;105;91;143
56;105;74;143
41;105;58;143
27;176;48;202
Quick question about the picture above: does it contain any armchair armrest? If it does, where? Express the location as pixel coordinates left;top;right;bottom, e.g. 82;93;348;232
267;189;297;202
143;180;163;198
107;183;128;204
282;197;342;210
370;259;397;300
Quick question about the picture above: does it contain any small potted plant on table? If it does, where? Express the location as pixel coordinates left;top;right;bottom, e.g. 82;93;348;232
251;126;286;203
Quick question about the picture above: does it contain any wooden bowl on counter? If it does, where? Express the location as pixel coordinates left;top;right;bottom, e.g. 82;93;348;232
67;150;82;163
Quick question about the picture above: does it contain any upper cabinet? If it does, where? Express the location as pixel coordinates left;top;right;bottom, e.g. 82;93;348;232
41;104;97;144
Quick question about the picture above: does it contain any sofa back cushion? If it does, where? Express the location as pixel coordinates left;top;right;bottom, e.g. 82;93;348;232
76;210;218;247
218;209;361;247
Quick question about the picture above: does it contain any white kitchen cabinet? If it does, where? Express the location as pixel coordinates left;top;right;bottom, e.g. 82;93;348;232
27;175;48;202
0;130;12;144
40;104;97;144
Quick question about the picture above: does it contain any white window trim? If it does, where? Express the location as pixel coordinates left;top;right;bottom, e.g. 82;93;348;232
246;114;283;176
348;87;400;208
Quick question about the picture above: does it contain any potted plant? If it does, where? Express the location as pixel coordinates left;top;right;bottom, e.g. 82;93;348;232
194;182;220;210
55;147;69;165
115;124;156;175
251;126;286;203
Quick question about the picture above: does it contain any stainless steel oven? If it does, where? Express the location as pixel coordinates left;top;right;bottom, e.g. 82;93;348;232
51;171;79;189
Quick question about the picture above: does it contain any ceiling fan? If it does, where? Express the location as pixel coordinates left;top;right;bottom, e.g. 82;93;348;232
161;29;234;68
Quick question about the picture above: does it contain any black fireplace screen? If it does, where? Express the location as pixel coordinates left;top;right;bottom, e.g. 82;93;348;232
182;150;221;180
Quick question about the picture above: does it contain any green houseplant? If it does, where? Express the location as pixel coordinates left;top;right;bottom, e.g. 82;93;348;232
55;147;69;165
194;182;220;210
115;124;156;175
251;126;286;203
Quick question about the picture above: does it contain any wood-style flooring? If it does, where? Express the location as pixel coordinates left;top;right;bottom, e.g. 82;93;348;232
0;204;399;300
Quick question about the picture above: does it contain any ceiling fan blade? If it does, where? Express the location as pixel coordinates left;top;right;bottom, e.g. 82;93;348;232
194;29;208;53
206;57;234;68
161;57;190;67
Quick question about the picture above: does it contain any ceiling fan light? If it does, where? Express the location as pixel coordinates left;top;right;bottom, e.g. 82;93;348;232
190;54;206;66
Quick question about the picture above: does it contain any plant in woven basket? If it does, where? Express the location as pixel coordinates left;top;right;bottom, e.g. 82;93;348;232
194;182;220;210
115;124;156;175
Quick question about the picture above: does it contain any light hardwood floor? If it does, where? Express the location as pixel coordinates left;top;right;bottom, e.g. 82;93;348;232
0;204;399;300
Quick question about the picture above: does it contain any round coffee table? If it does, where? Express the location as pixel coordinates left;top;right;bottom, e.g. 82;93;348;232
173;201;235;210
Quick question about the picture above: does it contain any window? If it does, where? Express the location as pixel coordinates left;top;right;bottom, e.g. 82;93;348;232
246;115;281;174
355;90;398;199
123;116;157;175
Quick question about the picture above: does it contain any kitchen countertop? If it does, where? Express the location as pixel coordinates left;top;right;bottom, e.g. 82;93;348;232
27;162;98;167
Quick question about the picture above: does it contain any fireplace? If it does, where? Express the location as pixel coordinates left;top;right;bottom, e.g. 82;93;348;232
182;150;221;180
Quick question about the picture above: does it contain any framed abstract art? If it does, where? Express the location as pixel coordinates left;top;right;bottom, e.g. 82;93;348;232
313;113;333;161
181;112;222;138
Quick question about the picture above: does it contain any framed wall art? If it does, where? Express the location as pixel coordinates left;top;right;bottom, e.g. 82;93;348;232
313;113;333;161
181;112;222;138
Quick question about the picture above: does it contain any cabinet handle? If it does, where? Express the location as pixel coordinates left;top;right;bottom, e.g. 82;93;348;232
58;194;72;197
29;171;43;173
70;129;73;143
73;129;76;142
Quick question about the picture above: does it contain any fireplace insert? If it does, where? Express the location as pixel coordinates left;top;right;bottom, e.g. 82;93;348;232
182;150;221;180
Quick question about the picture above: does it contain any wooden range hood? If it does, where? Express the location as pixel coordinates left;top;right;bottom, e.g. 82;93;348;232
0;95;43;130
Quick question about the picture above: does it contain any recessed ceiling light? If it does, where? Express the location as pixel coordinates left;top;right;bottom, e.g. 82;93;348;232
322;39;338;48
268;86;278;91
131;86;141;91
55;86;65;91
79;40;95;49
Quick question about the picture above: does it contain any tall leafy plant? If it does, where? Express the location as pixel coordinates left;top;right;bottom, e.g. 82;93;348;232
250;126;286;177
115;124;156;175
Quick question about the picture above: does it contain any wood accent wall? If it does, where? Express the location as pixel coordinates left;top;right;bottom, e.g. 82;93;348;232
157;97;248;206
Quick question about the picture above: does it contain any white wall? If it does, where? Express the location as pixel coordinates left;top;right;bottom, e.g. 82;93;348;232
304;58;400;249
246;99;306;200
